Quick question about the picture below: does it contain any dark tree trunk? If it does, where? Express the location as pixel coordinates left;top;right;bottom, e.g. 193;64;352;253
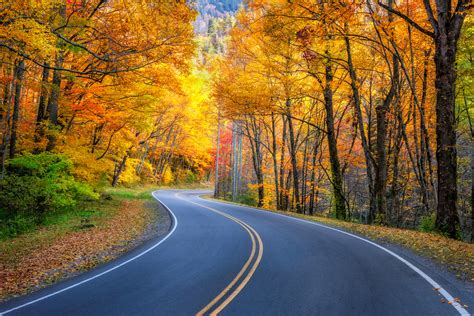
270;113;280;209
374;0;399;224
434;38;459;238
36;83;47;121
417;77;431;215
344;32;376;223
46;53;64;152
34;63;50;146
308;130;321;215
279;115;287;210
388;117;403;225
256;172;264;207
420;53;437;207
9;60;25;159
286;99;302;213
374;104;388;223
0;82;10;122
431;0;468;238
324;61;346;219
254;144;264;207
112;142;136;187
301;127;310;213
246;117;264;207
46;3;66;152
0;72;13;178
285;169;292;210
112;154;128;187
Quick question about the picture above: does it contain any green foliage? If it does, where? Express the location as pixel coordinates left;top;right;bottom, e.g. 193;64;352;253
421;214;463;240
419;213;436;232
0;215;37;240
183;170;198;184
236;192;258;207
374;213;387;226
0;153;99;238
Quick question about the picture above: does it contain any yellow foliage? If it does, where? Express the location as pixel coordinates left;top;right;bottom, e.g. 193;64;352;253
161;166;174;185
118;159;141;186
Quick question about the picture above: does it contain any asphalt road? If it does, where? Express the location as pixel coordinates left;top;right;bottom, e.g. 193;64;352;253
0;190;471;316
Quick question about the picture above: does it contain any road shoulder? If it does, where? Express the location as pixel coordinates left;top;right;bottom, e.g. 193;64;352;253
0;192;171;303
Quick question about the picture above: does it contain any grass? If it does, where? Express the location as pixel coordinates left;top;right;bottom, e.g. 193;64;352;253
207;196;474;283
0;186;158;301
106;186;155;200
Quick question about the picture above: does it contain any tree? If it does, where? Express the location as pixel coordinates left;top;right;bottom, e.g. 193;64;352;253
378;0;471;237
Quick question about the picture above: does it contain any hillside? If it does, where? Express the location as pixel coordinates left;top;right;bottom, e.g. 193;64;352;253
194;0;242;34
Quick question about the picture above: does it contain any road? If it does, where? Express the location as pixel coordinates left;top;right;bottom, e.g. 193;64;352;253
0;190;471;315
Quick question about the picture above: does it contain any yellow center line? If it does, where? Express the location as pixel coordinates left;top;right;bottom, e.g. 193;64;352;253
196;222;255;316
175;193;264;316
210;220;264;316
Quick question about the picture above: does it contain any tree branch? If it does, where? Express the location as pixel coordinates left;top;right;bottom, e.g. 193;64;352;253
422;0;438;31
377;1;435;38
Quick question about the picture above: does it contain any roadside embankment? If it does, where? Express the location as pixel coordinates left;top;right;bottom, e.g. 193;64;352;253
0;187;166;301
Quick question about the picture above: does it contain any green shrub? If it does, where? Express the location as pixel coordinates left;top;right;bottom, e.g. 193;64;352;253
0;153;98;237
184;170;198;184
236;192;258;207
419;213;436;232
0;215;37;240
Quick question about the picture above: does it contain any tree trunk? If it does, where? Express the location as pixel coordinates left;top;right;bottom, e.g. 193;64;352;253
0;72;13;178
344;33;376;223
136;140;149;175
388;117;403;225
46;52;64;152
34;63;50;146
245;116;264;207
270;113;280;208
214;109;221;197
46;3;66;152
231;121;242;201
154;126;174;178
374;103;388;223
9;60;25;159
374;0;399;224
112;154;128;187
420;53;437;207
301;127;310;213
279;115;287;210
324;61;346;219
434;38;459;238
309;130;321;215
286;99;302;213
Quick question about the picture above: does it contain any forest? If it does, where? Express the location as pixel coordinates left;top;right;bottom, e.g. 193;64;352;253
0;0;215;238
211;0;473;242
0;0;473;243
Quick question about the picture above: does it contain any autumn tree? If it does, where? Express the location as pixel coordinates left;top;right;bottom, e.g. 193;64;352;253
378;0;472;237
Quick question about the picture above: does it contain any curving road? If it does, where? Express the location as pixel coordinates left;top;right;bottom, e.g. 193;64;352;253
0;190;472;315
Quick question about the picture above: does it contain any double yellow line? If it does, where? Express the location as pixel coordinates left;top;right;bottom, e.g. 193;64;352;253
175;194;264;316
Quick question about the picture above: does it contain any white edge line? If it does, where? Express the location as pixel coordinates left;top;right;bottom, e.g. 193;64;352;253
197;196;470;316
0;191;178;315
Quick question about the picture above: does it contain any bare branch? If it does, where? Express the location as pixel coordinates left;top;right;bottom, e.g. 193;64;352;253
377;1;435;38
